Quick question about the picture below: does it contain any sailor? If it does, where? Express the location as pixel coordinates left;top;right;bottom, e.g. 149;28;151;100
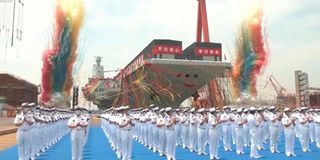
268;106;281;153
282;107;296;157
174;109;182;147
157;108;166;156
68;107;88;160
146;108;153;149
22;102;37;160
230;108;236;145
189;108;198;152
180;108;189;149
151;106;159;153
165;107;176;160
263;107;270;142
220;106;232;151
197;108;208;155
298;107;311;152
308;109;316;143
242;108;250;147
314;109;320;148
208;108;220;160
248;107;262;159
119;106;134;160
32;104;43;157
234;108;246;155
256;107;266;150
14;103;33;160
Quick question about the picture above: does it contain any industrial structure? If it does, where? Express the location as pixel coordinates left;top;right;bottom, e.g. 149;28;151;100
0;72;38;116
295;70;320;108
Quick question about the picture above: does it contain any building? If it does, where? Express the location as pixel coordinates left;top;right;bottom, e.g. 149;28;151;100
0;73;38;112
295;70;310;107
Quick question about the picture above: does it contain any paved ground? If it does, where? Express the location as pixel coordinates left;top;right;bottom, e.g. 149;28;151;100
1;125;320;160
0;133;16;150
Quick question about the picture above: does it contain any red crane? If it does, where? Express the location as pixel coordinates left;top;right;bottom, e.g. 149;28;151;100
196;0;210;42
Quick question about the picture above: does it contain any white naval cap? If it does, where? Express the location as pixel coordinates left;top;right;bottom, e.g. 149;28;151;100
249;107;256;111
152;107;159;111
159;108;165;113
269;106;276;110
243;108;249;112
29;102;36;107
122;106;129;110
190;108;196;112
223;106;230;110
198;108;205;113
284;107;291;112
209;108;216;113
165;107;172;112
21;102;29;107
237;108;242;113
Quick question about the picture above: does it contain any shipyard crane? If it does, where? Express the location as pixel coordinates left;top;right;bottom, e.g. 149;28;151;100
263;74;287;96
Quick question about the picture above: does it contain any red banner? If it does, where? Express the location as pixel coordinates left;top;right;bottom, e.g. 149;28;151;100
195;47;221;56
152;45;182;55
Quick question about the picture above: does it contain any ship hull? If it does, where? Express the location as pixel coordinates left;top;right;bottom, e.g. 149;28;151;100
118;59;231;108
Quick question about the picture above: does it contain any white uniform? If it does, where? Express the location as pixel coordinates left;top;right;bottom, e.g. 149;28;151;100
165;115;176;160
151;113;159;152
208;113;220;160
119;114;133;160
189;113;198;152
68;115;87;160
298;113;311;152
234;113;244;154
242;113;250;147
282;113;296;156
157;115;166;156
220;112;232;151
268;112;280;153
308;113;316;143
14;112;34;160
247;113;260;158
314;113;320;148
180;113;189;148
197;114;207;155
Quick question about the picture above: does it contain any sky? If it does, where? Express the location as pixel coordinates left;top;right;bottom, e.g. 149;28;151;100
0;0;319;101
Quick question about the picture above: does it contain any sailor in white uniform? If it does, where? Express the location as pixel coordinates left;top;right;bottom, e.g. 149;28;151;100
119;106;134;160
248;107;262;159
151;107;159;153
242;108;250;147
165;107;176;160
14;102;33;160
208;108;220;160
189;108;198;152
68;107;88;160
180;108;189;149
314;109;320;148
268;106;281;153
298;107;311;152
282;107;297;157
197;108;208;155
157;108;166;156
235;108;246;155
220;106;232;151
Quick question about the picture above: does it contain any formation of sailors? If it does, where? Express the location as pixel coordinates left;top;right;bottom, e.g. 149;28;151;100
14;102;91;160
101;104;320;160
14;102;72;160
